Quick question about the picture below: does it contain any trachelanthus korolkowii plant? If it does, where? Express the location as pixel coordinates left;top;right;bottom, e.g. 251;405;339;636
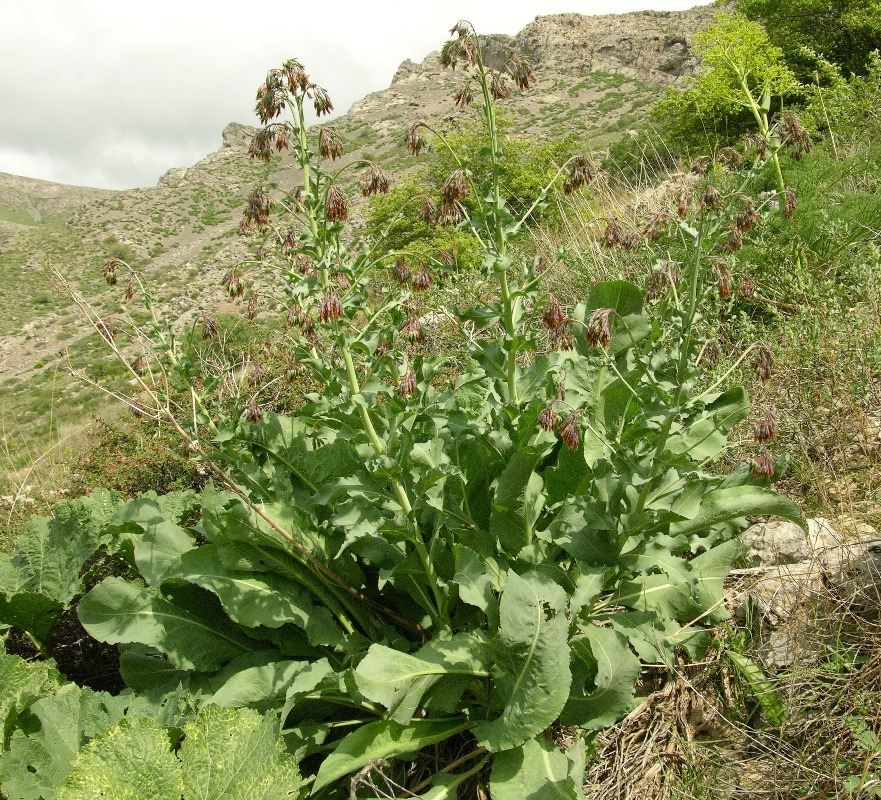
31;21;808;800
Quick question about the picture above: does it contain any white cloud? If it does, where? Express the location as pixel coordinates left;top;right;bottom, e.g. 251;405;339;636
0;1;712;189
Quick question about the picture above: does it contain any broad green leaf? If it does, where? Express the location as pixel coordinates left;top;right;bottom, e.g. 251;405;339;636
670;486;805;540
55;717;180;800
170;545;345;646
473;571;571;752
355;635;489;724
0;592;63;648
585;280;643;317
210;658;331;712
5;489;123;607
312;718;470;793
119;500;196;587
414;756;489;799
490;735;580;800
490;451;546;557
562;626;641;730
0;683;126;800
0;653;63;749
179;705;302;799
452;546;502;614
78;577;255;671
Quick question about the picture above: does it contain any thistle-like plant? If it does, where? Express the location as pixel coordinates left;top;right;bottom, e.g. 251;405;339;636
60;23;806;800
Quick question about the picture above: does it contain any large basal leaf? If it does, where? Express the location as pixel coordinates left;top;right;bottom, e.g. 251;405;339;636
3;489;123;607
312;718;471;794
210;658;332;713
0;683;127;800
54;707;301;800
670;485;805;541
78;577;256;672
54;717;181;800
490;451;546;557
561;626;641;730
179;705;302;799
0;593;63;649
489;735;584;800
472;571;571;752
113;499;197;588
170;544;345;647
355;634;489;724
0;653;63;750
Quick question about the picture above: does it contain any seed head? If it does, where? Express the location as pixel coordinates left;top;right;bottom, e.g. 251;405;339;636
441;169;470;205
419;195;436;223
102;258;120;286
244;186;271;231
124;274;136;301
718;146;742;167
255;73;286;123
244;398;263;423
642;210;670;243
691;156;712;175
310;84;334;117
620;231;641;251
393;257;411;285
406;122;428;156
719;226;744;253
784;188;796;220
202;314;219;340
601;218;624;248
325;186;349;222
287;301;305;328
550;325;575;351
249;361;265;387
401;317;424;343
537;405;559;432
319;127;344;160
282;58;310;93
752;448;775;479
755;407;778;443
777;110;812;161
360;162;391;197
319;293;344;323
398;369;417;399
542;296;567;330
676;188;690;220
754;343;773;383
246;295;261;320
222;267;245;299
490;72;511;100
507;56;536;90
411;264;433;291
559;411;581;450
738;275;757;299
440;35;477;69
437;200;462;225
700;185;723;209
716;264;733;299
734;196;760;233
453;80;474;109
563;156;596;194
585;307;613;349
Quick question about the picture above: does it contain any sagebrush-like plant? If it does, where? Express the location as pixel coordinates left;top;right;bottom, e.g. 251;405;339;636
22;22;808;800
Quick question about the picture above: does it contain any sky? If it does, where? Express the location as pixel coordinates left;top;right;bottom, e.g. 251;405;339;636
1;1;712;190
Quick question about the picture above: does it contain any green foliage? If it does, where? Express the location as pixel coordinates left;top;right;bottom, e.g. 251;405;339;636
736;0;881;78
0;490;125;649
49;25;806;799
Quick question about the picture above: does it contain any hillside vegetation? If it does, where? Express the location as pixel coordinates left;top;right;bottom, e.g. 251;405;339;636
2;2;881;798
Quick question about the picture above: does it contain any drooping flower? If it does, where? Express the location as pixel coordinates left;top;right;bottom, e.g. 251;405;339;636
585;308;613;349
542;296;566;330
319;293;344;323
398;369;417;399
325;186;349;222
360;162;391;197
563;156;596;194
411;264;433;291
754;407;778;443
752;448;775;479
202;314;219;340
559;411;581;450
537;405;559;432
319;127;344;160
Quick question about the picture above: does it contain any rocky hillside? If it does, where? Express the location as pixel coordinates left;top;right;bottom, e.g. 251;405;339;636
0;3;715;469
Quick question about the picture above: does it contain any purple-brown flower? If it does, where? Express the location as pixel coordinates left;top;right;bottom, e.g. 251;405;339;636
754;343;773;383
754;407;778;443
559;411;581;450
398;369;417;399
542;296;566;330
320;127;344;160
752;448;775;479
202;314;219;340
411;264;433;291
406;122;428;156
537;405;559;432
585;308;613;349
563;156;596;194
360;162;391;197
325;186;349;222
319;293;344;323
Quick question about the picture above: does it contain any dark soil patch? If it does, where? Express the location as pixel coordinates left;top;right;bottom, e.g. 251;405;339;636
5;608;124;694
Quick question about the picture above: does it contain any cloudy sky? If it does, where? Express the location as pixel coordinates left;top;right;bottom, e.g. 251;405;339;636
1;1;711;190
